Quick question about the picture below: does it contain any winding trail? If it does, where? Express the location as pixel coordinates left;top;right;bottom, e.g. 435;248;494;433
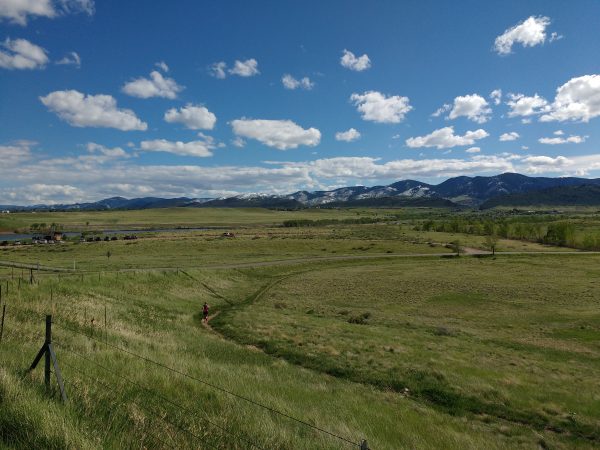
120;249;600;273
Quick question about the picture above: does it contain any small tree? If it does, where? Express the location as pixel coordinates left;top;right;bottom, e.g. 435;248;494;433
450;240;462;256
106;250;112;260
484;234;499;255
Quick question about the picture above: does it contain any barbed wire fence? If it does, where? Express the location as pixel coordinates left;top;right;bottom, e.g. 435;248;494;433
0;279;371;450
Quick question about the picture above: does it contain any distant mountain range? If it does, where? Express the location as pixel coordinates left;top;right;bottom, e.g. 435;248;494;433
2;173;600;211
480;184;600;209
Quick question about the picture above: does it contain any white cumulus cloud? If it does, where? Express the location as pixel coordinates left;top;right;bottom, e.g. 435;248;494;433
231;119;321;150
350;91;412;123
231;137;246;148
499;132;520;141
431;104;451;118
140;138;215;158
520;155;572;174
538;134;586;145
155;61;169;72
86;142;128;158
465;147;481;154
0;38;48;69
0;0;94;25
164;104;216;130
335;128;361;142
506;93;549;118
40;90;147;131
281;74;314;90
539;75;600;123
340;49;371;71
209;61;227;79
56;51;80;67
406;126;489;149
447;94;492;123
122;70;183;99
77;142;131;164
494;16;552;55
229;58;259;77
549;32;563;43
490;89;502;105
0;140;34;167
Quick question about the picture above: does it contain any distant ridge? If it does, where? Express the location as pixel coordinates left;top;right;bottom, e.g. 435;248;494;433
480;184;600;209
2;173;600;211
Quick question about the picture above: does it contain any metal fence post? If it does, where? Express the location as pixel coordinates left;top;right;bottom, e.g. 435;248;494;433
45;315;52;390
27;314;67;402
0;305;6;344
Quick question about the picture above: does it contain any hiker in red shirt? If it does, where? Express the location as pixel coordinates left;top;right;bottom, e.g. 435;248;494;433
202;302;210;323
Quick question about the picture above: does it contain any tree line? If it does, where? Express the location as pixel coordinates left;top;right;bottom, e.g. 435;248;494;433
417;217;600;250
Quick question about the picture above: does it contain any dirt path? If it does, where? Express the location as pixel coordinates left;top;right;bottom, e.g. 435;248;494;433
201;310;221;328
461;247;491;255
180;249;599;271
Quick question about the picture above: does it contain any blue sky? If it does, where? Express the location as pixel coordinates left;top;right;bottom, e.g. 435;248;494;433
1;0;600;204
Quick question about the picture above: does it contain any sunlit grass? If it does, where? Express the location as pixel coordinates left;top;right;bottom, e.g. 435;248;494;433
0;217;598;449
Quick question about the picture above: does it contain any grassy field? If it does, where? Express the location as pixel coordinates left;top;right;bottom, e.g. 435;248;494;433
0;226;451;272
0;207;426;232
0;207;598;449
214;256;600;448
0;223;569;274
0;266;542;450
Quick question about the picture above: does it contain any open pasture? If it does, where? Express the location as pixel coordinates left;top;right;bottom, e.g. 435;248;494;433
0;208;598;449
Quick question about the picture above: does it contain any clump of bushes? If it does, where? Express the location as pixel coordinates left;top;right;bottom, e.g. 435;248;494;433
348;312;371;325
433;326;457;337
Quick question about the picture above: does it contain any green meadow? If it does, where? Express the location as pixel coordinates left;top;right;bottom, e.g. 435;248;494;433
0;207;421;232
0;207;598;449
